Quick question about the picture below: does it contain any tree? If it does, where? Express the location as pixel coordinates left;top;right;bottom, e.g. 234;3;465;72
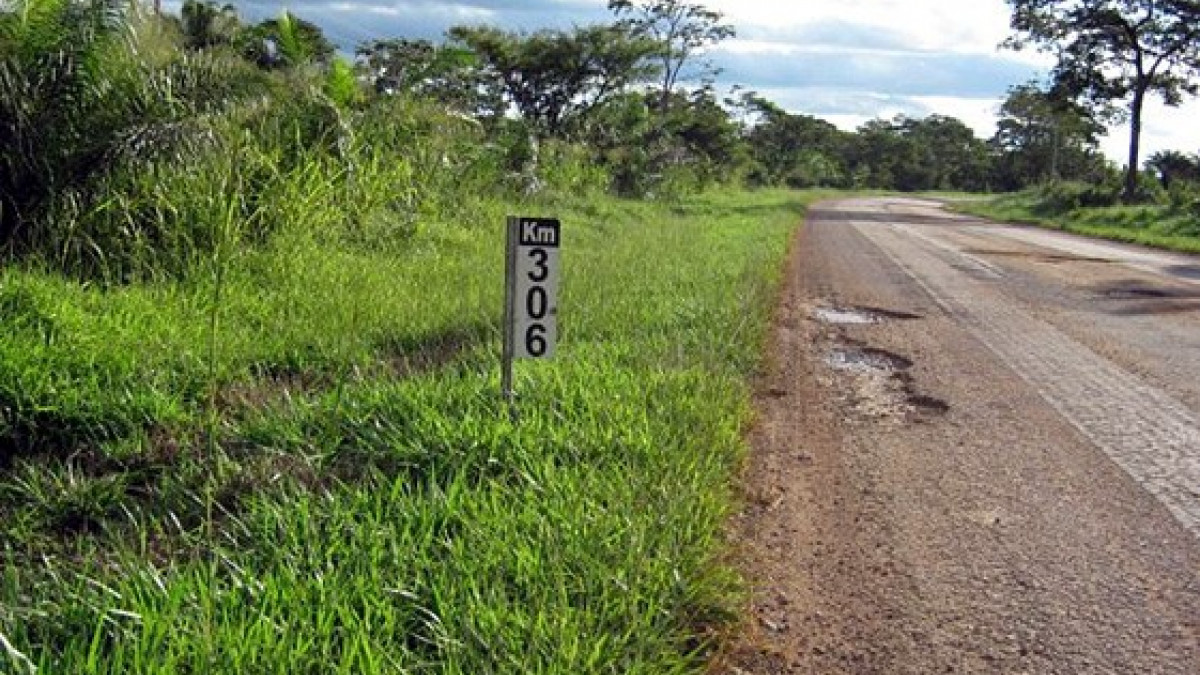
1145;149;1200;188
180;0;239;50
239;11;334;69
448;24;659;137
991;81;1105;189
741;95;847;187
845;115;993;192
664;85;747;184
1004;0;1200;200
355;38;482;111
607;0;734;114
903;115;994;192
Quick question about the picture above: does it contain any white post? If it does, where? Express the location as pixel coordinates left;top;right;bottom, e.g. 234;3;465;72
501;216;561;419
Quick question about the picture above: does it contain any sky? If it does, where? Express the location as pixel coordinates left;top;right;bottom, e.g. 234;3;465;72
204;0;1200;165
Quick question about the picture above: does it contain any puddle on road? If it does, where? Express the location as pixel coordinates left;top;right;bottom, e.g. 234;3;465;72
813;307;879;325
825;347;913;374
823;345;949;423
812;305;921;325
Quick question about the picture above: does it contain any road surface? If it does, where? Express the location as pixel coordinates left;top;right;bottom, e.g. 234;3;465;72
724;197;1200;674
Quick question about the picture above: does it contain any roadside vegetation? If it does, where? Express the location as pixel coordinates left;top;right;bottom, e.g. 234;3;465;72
960;0;1200;253
0;0;828;670
0;183;810;672
954;180;1200;254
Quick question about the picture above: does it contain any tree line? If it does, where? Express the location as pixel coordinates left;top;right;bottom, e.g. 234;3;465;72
1005;0;1200;202
4;0;1200;269
171;0;1200;197
171;1;1111;188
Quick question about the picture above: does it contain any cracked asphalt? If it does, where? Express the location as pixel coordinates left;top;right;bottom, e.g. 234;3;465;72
722;197;1200;674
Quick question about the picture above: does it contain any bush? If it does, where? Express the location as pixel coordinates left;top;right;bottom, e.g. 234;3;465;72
0;3;265;256
535;140;611;200
36;88;356;281
1034;180;1121;213
8;51;512;282
1167;179;1200;218
1125;171;1168;205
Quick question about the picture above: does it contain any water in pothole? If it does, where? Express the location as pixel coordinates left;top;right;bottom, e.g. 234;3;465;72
826;347;913;374
812;307;880;325
812;305;921;325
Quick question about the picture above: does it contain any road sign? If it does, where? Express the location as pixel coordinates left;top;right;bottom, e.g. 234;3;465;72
502;217;560;405
509;217;560;359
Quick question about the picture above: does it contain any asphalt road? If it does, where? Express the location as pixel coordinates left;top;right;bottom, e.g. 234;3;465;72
725;197;1200;674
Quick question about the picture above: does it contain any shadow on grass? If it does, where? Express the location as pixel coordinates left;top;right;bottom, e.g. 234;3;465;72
670;197;814;220
224;321;493;412
378;321;494;377
0;321;495;551
807;206;967;228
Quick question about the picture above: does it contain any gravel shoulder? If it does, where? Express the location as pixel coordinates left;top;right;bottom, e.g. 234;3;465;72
721;198;1200;674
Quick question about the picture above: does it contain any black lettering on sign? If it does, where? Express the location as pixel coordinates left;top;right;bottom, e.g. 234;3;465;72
525;324;547;357
527;248;549;282
526;286;548;319
519;219;560;247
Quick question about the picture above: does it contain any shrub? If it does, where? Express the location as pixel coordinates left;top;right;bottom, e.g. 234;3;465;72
1167;179;1200;217
0;2;263;256
1034;180;1121;213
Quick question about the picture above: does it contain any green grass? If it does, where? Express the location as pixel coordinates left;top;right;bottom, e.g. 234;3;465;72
952;191;1200;254
0;188;818;673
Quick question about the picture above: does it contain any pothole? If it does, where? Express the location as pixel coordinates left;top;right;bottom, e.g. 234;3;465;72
1102;286;1174;299
1094;280;1200;300
907;394;951;416
814;307;879;325
824;345;948;424
962;249;1114;264
826;347;913;374
812;305;921;325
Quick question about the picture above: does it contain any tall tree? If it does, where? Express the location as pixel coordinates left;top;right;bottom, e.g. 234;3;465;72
1145;149;1200;188
355;38;481;111
449;24;658;137
1004;0;1200;200
180;0;239;50
992;81;1105;188
607;0;734;114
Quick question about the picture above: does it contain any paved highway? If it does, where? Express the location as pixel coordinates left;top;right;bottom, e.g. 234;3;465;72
727;197;1200;674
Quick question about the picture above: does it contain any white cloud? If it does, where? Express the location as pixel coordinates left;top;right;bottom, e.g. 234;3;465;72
702;0;1199;164
705;0;1014;55
909;95;1003;138
751;86;930;123
720;40;912;58
326;1;495;19
1101;99;1200;165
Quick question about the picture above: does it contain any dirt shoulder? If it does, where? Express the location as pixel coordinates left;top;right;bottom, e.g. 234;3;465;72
720;199;1200;674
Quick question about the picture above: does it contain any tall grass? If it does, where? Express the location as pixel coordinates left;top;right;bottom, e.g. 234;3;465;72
0;188;815;672
0;2;817;670
954;183;1200;254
